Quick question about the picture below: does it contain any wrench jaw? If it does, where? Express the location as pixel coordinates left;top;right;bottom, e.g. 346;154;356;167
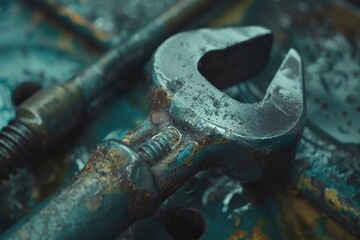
259;48;306;139
211;49;306;182
150;27;306;182
151;26;274;132
151;26;273;93
206;49;306;182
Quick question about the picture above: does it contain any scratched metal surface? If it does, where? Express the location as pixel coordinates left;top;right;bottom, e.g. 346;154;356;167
0;0;91;232
0;0;359;239
47;0;179;44
241;1;360;237
0;0;148;233
21;0;181;49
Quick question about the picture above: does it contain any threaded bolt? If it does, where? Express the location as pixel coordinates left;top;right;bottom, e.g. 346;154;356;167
0;120;39;180
137;127;181;164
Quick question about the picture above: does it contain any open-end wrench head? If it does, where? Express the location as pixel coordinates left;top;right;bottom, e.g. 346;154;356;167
151;27;306;181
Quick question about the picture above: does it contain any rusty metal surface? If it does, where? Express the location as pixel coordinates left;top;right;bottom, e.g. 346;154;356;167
0;0;221;180
2;26;306;239
152;27;305;181
240;0;360;236
0;0;359;239
22;0;181;48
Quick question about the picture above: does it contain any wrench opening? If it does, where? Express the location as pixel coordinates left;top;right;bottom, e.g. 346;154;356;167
198;31;273;90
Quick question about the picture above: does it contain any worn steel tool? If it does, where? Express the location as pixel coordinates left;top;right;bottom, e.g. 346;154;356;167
2;26;306;239
0;0;219;180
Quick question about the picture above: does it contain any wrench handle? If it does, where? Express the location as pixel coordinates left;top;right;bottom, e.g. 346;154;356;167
2;141;161;240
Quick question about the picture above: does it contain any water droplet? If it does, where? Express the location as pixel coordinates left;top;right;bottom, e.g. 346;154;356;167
213;100;220;108
346;94;358;105
314;97;321;103
320;102;328;109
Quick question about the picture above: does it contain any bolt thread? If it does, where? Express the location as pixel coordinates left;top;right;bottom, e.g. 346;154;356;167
137;128;180;164
0;120;38;179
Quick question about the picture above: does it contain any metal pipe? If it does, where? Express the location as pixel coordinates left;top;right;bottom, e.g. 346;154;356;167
0;0;219;180
0;119;203;239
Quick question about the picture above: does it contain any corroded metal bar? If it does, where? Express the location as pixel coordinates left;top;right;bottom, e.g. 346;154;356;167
2;26;306;239
2;136;163;239
1;120;202;239
0;0;219;180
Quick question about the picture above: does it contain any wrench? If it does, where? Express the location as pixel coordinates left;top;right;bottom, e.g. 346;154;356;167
2;26;306;240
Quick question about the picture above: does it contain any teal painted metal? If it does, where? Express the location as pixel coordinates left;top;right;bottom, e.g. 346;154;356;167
0;0;220;180
1;0;359;239
20;0;180;50
2;141;161;240
2;26;305;239
0;0;96;232
241;0;360;235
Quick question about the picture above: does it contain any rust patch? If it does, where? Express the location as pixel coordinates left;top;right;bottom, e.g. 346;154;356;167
228;230;248;240
278;192;358;240
56;6;110;41
248;227;269;240
324;188;360;221
228;227;268;240
85;194;103;211
150;87;172;124
297;174;322;197
234;217;241;227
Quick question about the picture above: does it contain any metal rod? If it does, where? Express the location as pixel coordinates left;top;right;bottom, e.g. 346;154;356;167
0;0;219;180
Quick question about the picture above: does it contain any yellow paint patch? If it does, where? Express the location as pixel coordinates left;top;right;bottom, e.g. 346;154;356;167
57;6;110;41
324;188;360;220
279;193;357;240
58;7;88;25
326;218;358;240
57;32;75;53
291;197;321;226
210;0;253;27
234;217;241;227
297;175;321;197
279;195;321;239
